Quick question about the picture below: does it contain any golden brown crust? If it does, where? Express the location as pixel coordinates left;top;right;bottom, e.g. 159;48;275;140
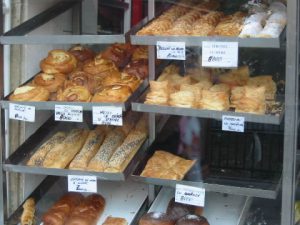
102;216;128;225
65;70;98;94
57;85;91;102
40;49;77;74
20;198;35;225
92;84;132;103
123;59;149;79
69;45;95;62
33;72;66;93
199;89;230;111
9;86;50;101
101;43;134;68
83;54;119;76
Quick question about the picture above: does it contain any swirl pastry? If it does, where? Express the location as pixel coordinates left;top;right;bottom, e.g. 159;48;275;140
115;73;142;92
65;70;98;94
33;72;66;93
92;84;132;102
123;59;148;79
40;49;77;74
9;86;50;101
102;43;134;68
83;54;119;77
132;46;148;60
57;86;91;102
100;71;122;87
69;45;95;62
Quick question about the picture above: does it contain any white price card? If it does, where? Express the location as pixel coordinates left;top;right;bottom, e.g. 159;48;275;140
157;41;186;60
55;105;83;122
9;103;35;122
68;175;97;193
222;115;245;132
175;184;205;207
202;41;238;68
92;106;123;126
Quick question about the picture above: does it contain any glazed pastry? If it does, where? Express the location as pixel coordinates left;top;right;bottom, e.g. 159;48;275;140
100;71;122;87
42;192;84;225
102;217;128;225
32;72;66;93
83;54;119;77
69;45;95;62
20;198;35;225
123;59;148;79
167;198;203;221
69;130;106;170
115;73;142;92
139;212;175;225
65;70;98;94
92;84;132;103
140;150;196;180
40;49;77;74
239;12;268;38
57;85;92;102
101;43;134;68
9;86;50;101
27;132;67;167
65;194;106;225
175;215;210;225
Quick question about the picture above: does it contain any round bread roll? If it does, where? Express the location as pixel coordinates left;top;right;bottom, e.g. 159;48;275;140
175;215;209;225
139;212;175;225
167;198;203;221
69;45;95;62
9;86;50;101
33;72;66;93
40;49;77;74
57;86;91;102
91;84;132;103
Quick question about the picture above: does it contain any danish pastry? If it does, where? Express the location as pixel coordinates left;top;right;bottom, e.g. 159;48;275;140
9;86;50;101
69;45;95;62
83;54;119;77
102;43;134;68
92;84;132;102
65;70;98;94
57;85;92;102
33;72;66;93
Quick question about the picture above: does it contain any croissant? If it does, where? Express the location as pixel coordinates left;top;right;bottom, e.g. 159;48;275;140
57;86;91;102
32;72;66;93
9;86;50;101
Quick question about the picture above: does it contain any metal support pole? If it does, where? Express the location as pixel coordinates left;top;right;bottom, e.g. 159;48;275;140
124;0;131;33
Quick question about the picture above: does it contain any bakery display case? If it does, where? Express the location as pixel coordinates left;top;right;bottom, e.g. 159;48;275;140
0;0;299;225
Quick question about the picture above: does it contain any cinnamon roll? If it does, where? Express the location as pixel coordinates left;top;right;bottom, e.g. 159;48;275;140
102;43;134;68
123;59;148;79
65;70;98;94
9;86;50;101
57;86;91;102
33;72;66;93
69;45;95;62
92;84;132;103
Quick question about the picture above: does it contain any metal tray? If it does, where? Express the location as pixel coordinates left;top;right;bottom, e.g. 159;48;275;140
148;187;252;225
6;176;149;225
1;79;148;111
3;118;148;181
132;90;284;125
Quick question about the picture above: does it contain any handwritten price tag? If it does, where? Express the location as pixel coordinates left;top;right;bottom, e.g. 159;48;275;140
55;105;83;122
9;103;35;122
157;41;186;60
175;184;205;207
68;175;97;193
202;41;238;68
92;106;123;126
222;115;245;132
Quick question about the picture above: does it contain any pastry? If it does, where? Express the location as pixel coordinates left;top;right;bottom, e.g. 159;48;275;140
92;84;132;102
102;216;128;225
42;129;89;169
115;73;142;92
145;80;169;105
32;72;66;93
83;54;119;77
247;75;276;100
218;66;250;87
57;85;92;102
69;45;95;62
42;192;84;225
167;198;203;221
140;151;196;180
65;70;98;94
65;194;106;225
9;86;50;101
139;212;175;225
27;132;67;167
20;198;35;225
209;84;230;94
169;90;196;108
102;43;134;68
123;59;148;79
40;49;77;74
87;128;126;172
199;89;230;111
175;215;209;225
239;12;268;38
132;46;148;60
100;71;122;87
69;130;106;170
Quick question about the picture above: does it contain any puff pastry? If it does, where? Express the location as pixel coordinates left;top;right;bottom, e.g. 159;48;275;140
218;66;250;87
145;80;169;105
247;75;276;100
9;86;50;101
200;89;230;111
169;90;196;108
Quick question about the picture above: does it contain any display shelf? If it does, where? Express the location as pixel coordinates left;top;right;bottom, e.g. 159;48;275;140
3;118;148;181
6;176;148;225
1;79;148;111
148;187;252;225
132;91;284;125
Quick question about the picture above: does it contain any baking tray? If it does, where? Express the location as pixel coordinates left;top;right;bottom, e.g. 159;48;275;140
6;176;148;225
132;90;284;125
3;117;149;181
148;187;252;225
0;78;148;111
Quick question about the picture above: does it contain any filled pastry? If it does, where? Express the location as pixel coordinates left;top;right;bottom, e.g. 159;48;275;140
101;43;134;68
91;84;132;102
9;86;50;101
32;72;66;93
57;85;92;102
65;70;98;94
69;45;95;62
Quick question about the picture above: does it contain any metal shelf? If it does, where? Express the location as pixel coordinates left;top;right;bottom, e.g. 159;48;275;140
149;187;252;225
132;91;283;125
3;118;148;181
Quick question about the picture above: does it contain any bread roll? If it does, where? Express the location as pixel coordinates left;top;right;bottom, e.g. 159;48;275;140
65;194;106;225
20;198;35;225
102;216;128;225
43;129;89;169
69;130;106;170
139;212;175;225
27;132;66;167
42;192;84;225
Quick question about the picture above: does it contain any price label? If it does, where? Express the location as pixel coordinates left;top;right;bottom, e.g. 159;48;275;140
175;184;205;207
55;105;83;122
9;103;35;122
157;41;186;60
68;175;97;193
92;106;123;126
222;115;245;132
202;41;238;68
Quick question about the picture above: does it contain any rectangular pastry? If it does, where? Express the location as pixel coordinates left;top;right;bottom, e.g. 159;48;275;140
42;129;89;169
68;130;105;170
102;216;128;225
27;132;66;167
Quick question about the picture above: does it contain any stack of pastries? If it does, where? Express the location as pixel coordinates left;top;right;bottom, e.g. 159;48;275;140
9;44;148;103
27;113;148;173
137;0;286;38
145;65;277;115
